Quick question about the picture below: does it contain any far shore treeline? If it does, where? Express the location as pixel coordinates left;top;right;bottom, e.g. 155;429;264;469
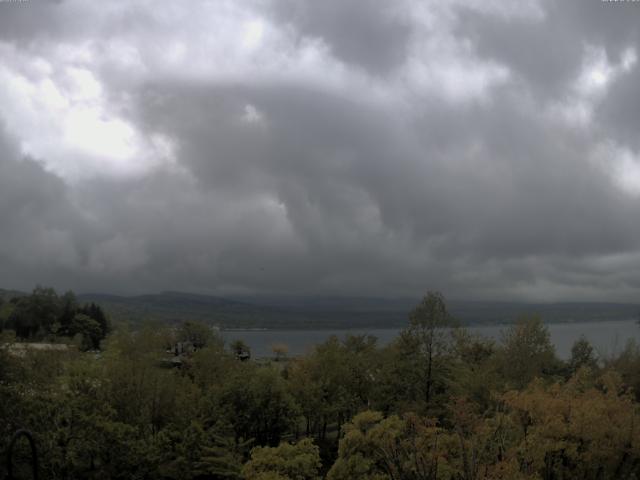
3;289;640;478
0;286;110;350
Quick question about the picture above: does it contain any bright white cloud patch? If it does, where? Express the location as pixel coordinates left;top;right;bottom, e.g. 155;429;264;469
241;104;265;125
577;46;615;97
612;147;640;196
0;44;177;180
552;45;638;128
242;19;265;49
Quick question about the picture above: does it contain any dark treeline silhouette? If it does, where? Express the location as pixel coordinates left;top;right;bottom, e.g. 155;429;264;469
2;291;640;479
0;286;110;350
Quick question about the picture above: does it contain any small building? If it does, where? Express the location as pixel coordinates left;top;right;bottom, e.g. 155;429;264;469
168;341;197;356
236;350;251;361
160;340;198;368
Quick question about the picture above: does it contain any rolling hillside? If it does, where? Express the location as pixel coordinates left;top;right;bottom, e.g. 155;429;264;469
75;291;640;329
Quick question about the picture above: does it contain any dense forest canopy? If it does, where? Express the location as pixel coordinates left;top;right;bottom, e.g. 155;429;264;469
0;286;110;350
3;290;640;479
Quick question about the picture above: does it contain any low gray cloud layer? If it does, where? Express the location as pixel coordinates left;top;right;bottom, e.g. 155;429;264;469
1;0;640;301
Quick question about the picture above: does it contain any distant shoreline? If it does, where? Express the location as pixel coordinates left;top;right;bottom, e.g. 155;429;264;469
220;317;639;332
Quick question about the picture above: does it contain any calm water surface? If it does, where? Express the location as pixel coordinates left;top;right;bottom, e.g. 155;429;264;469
222;320;640;359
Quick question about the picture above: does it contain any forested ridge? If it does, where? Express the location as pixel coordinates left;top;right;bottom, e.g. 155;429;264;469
3;290;640;479
72;291;640;330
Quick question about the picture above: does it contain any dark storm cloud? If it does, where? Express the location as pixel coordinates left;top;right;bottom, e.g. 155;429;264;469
1;0;640;300
598;60;640;150
456;12;582;98
268;0;412;74
0;124;84;289
132;77;640;262
457;0;640;100
0;0;66;43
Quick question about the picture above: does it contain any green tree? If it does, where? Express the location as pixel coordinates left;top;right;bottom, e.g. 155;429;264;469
568;336;598;375
242;438;321;480
217;365;300;446
606;339;640;400
196;431;250;479
101;327;187;433
57;290;78;336
327;411;448;480
230;339;251;360
77;302;111;340
70;313;103;350
177;320;220;349
406;291;454;405
496;316;559;389
287;335;376;441
0;296;5;332
8;286;61;339
380;291;454;414
449;327;498;411
190;341;237;390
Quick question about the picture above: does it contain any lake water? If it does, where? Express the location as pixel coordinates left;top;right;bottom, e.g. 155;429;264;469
222;319;640;359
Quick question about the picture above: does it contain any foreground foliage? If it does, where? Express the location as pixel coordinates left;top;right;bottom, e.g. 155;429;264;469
2;290;640;479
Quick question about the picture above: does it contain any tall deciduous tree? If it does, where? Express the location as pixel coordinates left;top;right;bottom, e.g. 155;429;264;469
497;316;559;388
568;336;598;375
384;291;454;414
70;313;102;350
8;286;61;338
177;320;220;349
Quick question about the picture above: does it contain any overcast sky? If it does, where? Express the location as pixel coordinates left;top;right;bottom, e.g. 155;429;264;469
1;0;640;301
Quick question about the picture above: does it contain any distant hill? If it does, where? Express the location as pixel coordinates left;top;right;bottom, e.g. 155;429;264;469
76;291;640;330
447;300;640;325
3;287;638;329
78;291;411;329
78;291;292;328
0;288;26;302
